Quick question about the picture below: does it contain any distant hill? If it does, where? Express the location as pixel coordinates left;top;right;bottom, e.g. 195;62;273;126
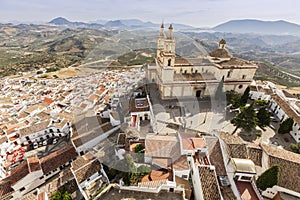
49;17;103;29
104;20;126;27
48;17;196;30
213;19;300;35
49;17;72;25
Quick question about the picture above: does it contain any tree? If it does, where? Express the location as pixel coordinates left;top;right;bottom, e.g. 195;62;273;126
137;165;151;175
290;143;300;154
255;100;269;108
278;117;294;134
257;106;271;128
226;90;241;108
256;165;280;191
239;86;250;106
51;191;71;200
231;103;258;134
134;144;144;153
121;154;138;186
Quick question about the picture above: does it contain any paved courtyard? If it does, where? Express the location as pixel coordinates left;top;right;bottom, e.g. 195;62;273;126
147;83;295;151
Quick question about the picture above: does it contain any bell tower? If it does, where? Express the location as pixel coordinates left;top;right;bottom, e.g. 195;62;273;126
161;24;176;67
157;23;165;63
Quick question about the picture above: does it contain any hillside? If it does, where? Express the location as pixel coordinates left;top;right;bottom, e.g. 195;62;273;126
213;19;300;35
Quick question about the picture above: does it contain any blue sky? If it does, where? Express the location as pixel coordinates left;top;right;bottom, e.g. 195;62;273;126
1;0;300;27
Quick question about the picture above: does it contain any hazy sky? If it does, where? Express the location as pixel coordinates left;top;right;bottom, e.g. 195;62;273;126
1;0;300;27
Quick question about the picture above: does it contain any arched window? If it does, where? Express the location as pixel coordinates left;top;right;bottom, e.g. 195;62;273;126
168;59;171;66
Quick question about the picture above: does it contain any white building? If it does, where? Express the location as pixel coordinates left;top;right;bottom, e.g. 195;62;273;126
147;24;258;99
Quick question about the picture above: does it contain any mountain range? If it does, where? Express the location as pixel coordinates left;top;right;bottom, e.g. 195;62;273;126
48;17;300;36
49;17;194;30
213;19;300;35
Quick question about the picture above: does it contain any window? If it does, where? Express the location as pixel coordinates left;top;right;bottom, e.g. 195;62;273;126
227;71;232;78
168;59;171;66
238;85;243;89
39;176;44;180
184;70;187;74
242;75;246;79
195;70;198;74
182;175;188;179
241;176;252;181
20;187;25;192
174;71;176;74
25;136;30;141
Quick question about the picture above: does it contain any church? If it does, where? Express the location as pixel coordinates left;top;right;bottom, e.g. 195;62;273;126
147;24;258;99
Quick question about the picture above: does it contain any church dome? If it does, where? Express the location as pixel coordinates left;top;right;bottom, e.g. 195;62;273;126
209;48;232;58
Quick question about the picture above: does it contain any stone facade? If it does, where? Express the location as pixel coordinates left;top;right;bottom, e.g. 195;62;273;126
147;24;258;99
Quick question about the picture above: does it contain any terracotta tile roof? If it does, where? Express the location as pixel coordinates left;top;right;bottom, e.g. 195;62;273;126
271;94;300;125
17;111;29;119
73;159;102;183
40;145;77;174
36;111;51;121
209;48;232;58
205;136;227;176
28;156;41;172
192;138;205;149
72;151;94;171
247;145;262;167
282;90;296;98
182;138;194;150
198;166;222;200
43;97;54;105
219;132;248;159
138;179;168;188
2;159;30;186
175;176;192;200
19;121;49;137
174;58;191;66
152;158;171;169
0;181;13;199
88;94;99;101
145;135;180;159
150;169;172;181
261;143;300;165
261;144;300;193
172;155;189;171
72;122;114;147
219;57;255;67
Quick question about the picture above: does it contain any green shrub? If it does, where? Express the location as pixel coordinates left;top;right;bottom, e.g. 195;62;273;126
256;165;280;191
256;132;262;137
278;118;294;134
290;143;300;154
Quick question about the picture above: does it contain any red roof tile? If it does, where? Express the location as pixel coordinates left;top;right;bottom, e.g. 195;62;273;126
40;145;77;174
43;97;54;105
